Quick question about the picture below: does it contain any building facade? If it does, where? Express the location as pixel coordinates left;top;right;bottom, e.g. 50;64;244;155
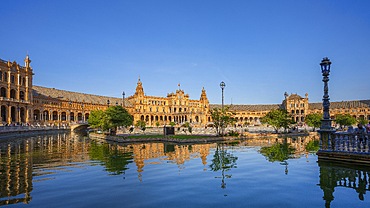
0;56;369;127
126;78;211;127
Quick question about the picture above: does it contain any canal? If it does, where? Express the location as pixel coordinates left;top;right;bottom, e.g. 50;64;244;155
0;133;369;208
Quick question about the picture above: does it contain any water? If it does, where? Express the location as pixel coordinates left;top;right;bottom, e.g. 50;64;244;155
0;133;370;208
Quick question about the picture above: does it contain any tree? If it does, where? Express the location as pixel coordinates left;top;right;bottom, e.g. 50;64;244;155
182;122;192;134
105;106;134;133
169;121;176;127
260;109;294;133
135;120;146;133
155;121;160;128
305;113;322;131
88;110;109;131
358;117;368;126
335;114;356;129
210;107;235;136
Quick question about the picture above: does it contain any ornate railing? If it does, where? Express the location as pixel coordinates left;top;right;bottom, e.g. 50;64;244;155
320;132;370;153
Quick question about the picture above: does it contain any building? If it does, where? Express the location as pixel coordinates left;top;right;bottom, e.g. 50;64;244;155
0;55;369;127
126;78;211;127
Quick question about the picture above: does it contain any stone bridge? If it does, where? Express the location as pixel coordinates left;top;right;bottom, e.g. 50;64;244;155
70;122;89;132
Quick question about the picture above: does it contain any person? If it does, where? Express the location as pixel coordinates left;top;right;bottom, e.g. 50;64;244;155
355;124;367;143
355;123;366;133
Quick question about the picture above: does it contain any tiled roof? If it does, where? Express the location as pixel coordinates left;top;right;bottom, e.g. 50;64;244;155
210;104;281;111
309;100;370;110
287;94;302;100
32;86;132;107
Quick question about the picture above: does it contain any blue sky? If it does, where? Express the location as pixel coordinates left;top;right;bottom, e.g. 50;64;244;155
1;0;369;104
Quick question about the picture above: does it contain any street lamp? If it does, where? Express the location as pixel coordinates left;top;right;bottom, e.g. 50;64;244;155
107;99;110;107
320;57;332;130
318;57;335;151
220;81;226;110
220;81;226;136
122;91;125;107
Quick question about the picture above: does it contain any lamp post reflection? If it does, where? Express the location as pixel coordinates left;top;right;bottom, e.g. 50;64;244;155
210;143;238;189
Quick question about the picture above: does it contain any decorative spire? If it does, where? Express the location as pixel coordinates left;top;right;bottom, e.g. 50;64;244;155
24;54;31;68
135;76;144;96
200;87;208;101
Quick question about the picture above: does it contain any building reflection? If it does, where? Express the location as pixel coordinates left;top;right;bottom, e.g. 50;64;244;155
318;160;370;208
109;142;212;182
257;134;320;174
0;133;90;206
0;133;320;205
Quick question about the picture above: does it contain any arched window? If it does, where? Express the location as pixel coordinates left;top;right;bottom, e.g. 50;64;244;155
0;87;6;97
77;113;83;121
10;89;16;99
34;109;40;121
61;112;67;121
70;112;75;121
53;111;58;120
19;91;25;100
43;110;49;120
20;107;25;123
1;105;6;122
0;72;2;81
11;106;16;122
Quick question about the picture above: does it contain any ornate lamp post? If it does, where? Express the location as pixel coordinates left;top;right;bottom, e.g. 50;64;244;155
318;57;336;151
220;81;226;136
220;81;226;110
122;91;125;107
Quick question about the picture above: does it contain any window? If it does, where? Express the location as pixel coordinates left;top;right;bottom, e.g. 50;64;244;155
0;71;2;81
20;91;25;100
11;75;15;84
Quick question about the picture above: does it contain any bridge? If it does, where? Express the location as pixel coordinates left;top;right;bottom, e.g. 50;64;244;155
70;122;89;132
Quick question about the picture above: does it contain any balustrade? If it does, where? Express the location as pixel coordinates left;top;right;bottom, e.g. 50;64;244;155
321;132;370;153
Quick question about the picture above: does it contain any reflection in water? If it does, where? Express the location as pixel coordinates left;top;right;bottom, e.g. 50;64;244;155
318;161;370;208
209;143;238;189
0;133;90;206
258;135;320;174
2;132;368;207
89;141;133;175
117;142;212;182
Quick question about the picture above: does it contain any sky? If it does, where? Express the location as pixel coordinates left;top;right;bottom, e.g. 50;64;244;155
1;0;370;105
